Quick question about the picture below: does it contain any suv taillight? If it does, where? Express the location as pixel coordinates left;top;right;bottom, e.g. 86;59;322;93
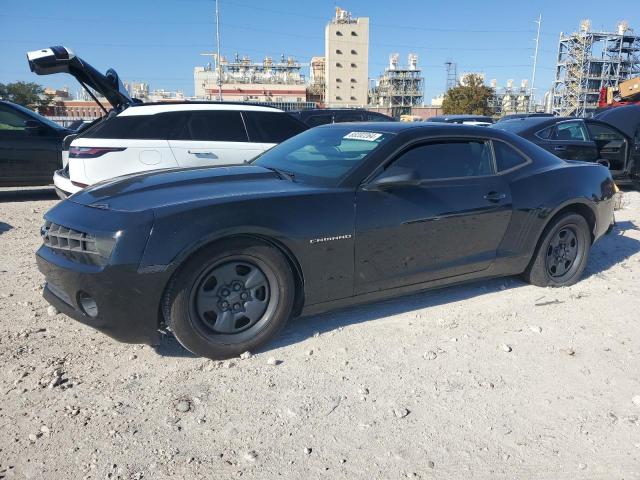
69;147;126;158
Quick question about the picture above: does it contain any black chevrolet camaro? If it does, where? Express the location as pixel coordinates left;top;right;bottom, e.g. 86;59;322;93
37;122;616;358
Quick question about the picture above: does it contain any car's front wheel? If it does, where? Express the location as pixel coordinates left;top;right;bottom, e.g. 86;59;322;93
522;212;591;287
164;238;295;359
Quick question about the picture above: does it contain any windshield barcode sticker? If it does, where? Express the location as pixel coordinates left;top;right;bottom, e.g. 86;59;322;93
343;131;383;141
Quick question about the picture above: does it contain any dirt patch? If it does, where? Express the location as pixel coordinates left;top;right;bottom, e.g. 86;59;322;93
1;188;639;479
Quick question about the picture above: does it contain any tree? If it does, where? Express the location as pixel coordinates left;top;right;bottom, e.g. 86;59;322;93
441;74;495;116
0;81;53;112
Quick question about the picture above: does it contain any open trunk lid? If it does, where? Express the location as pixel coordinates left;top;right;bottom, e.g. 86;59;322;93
27;46;134;112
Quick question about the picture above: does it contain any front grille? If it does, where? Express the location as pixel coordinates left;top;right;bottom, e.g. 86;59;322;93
41;221;99;255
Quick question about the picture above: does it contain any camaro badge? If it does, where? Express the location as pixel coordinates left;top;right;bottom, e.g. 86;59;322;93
309;234;352;244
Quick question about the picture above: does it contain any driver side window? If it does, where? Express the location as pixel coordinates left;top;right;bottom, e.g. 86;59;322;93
0;105;28;132
390;140;494;180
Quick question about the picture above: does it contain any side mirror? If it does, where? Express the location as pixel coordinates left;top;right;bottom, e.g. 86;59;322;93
596;159;611;169
24;119;44;135
364;167;421;191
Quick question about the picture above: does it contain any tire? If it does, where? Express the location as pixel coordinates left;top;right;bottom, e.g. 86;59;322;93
522;212;591;288
164;238;295;359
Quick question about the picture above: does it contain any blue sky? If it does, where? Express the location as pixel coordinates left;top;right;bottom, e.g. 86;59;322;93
0;0;635;104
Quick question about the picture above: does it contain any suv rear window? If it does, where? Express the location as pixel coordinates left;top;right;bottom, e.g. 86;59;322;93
242;111;307;143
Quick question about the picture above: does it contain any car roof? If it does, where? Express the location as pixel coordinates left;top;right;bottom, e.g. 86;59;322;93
315;121;507;136
120;101;283;116
427;114;493;121
491;116;570;134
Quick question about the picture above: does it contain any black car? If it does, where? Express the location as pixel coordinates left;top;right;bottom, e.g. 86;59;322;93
0;100;72;187
37;123;616;359
426;114;494;125
491;111;640;186
289;108;394;127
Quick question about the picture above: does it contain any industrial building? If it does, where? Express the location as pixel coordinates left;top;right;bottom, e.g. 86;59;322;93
370;53;424;117
490;79;532;116
324;7;369;107
552;20;640;117
193;54;310;108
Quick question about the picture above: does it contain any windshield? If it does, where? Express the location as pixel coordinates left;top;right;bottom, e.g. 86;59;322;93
252;126;393;186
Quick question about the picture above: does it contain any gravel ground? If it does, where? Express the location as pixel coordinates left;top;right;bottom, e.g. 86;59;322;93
1;188;639;480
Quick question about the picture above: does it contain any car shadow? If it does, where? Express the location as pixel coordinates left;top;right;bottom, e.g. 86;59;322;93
0;222;12;235
0;187;58;202
153;335;199;358
156;221;640;359
584;220;640;278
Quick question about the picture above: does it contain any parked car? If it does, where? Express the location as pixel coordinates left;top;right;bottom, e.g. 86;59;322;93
496;113;555;123
27;46;308;198
491;111;640;186
289;108;394;127
37;122;616;359
0;100;72;187
425;114;494;126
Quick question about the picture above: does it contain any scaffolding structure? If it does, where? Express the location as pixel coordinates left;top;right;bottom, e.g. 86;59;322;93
552;20;640;117
372;54;424;117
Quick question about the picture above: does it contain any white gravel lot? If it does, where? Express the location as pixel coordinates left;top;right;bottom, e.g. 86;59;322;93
0;188;639;480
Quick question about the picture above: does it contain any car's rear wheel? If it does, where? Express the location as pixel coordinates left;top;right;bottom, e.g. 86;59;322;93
522;212;591;287
164;238;295;359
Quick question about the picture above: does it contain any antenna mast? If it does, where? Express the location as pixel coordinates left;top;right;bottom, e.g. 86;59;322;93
530;14;542;112
215;0;222;101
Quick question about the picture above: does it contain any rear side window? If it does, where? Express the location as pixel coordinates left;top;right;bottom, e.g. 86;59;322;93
535;126;554;139
553;121;588;141
83;113;179;140
392;140;494;180
493;141;528;172
173;111;247;142
242;111;307;143
366;113;390;122
334;112;365;123
305;114;333;127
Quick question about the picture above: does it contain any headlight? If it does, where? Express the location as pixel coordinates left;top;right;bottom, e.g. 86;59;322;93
41;221;117;261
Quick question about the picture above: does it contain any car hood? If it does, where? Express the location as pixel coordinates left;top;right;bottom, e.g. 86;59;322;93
67;165;311;212
594;105;640;139
27;46;134;111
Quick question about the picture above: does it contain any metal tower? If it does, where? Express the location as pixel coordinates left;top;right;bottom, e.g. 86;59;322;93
552;20;640;117
445;61;458;91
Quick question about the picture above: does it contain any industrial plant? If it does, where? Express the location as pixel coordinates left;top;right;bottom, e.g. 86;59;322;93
552;20;640;116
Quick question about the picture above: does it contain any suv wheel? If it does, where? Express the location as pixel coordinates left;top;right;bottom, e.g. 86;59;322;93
165;238;295;359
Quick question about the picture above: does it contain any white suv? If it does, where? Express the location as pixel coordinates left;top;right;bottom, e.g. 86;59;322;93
27;47;307;198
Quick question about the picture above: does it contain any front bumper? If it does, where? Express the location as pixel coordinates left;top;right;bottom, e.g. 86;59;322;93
53;169;82;200
37;247;168;345
36;200;166;345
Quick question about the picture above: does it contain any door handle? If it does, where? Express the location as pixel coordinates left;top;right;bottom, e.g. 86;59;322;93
484;191;506;202
553;146;567;151
187;150;218;158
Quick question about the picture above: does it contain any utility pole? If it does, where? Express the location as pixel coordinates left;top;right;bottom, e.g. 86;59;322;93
530;14;542;112
215;0;223;101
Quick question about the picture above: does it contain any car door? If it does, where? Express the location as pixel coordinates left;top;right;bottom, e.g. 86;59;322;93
585;120;628;175
0;103;60;186
541;120;598;161
354;138;513;295
168;110;263;167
